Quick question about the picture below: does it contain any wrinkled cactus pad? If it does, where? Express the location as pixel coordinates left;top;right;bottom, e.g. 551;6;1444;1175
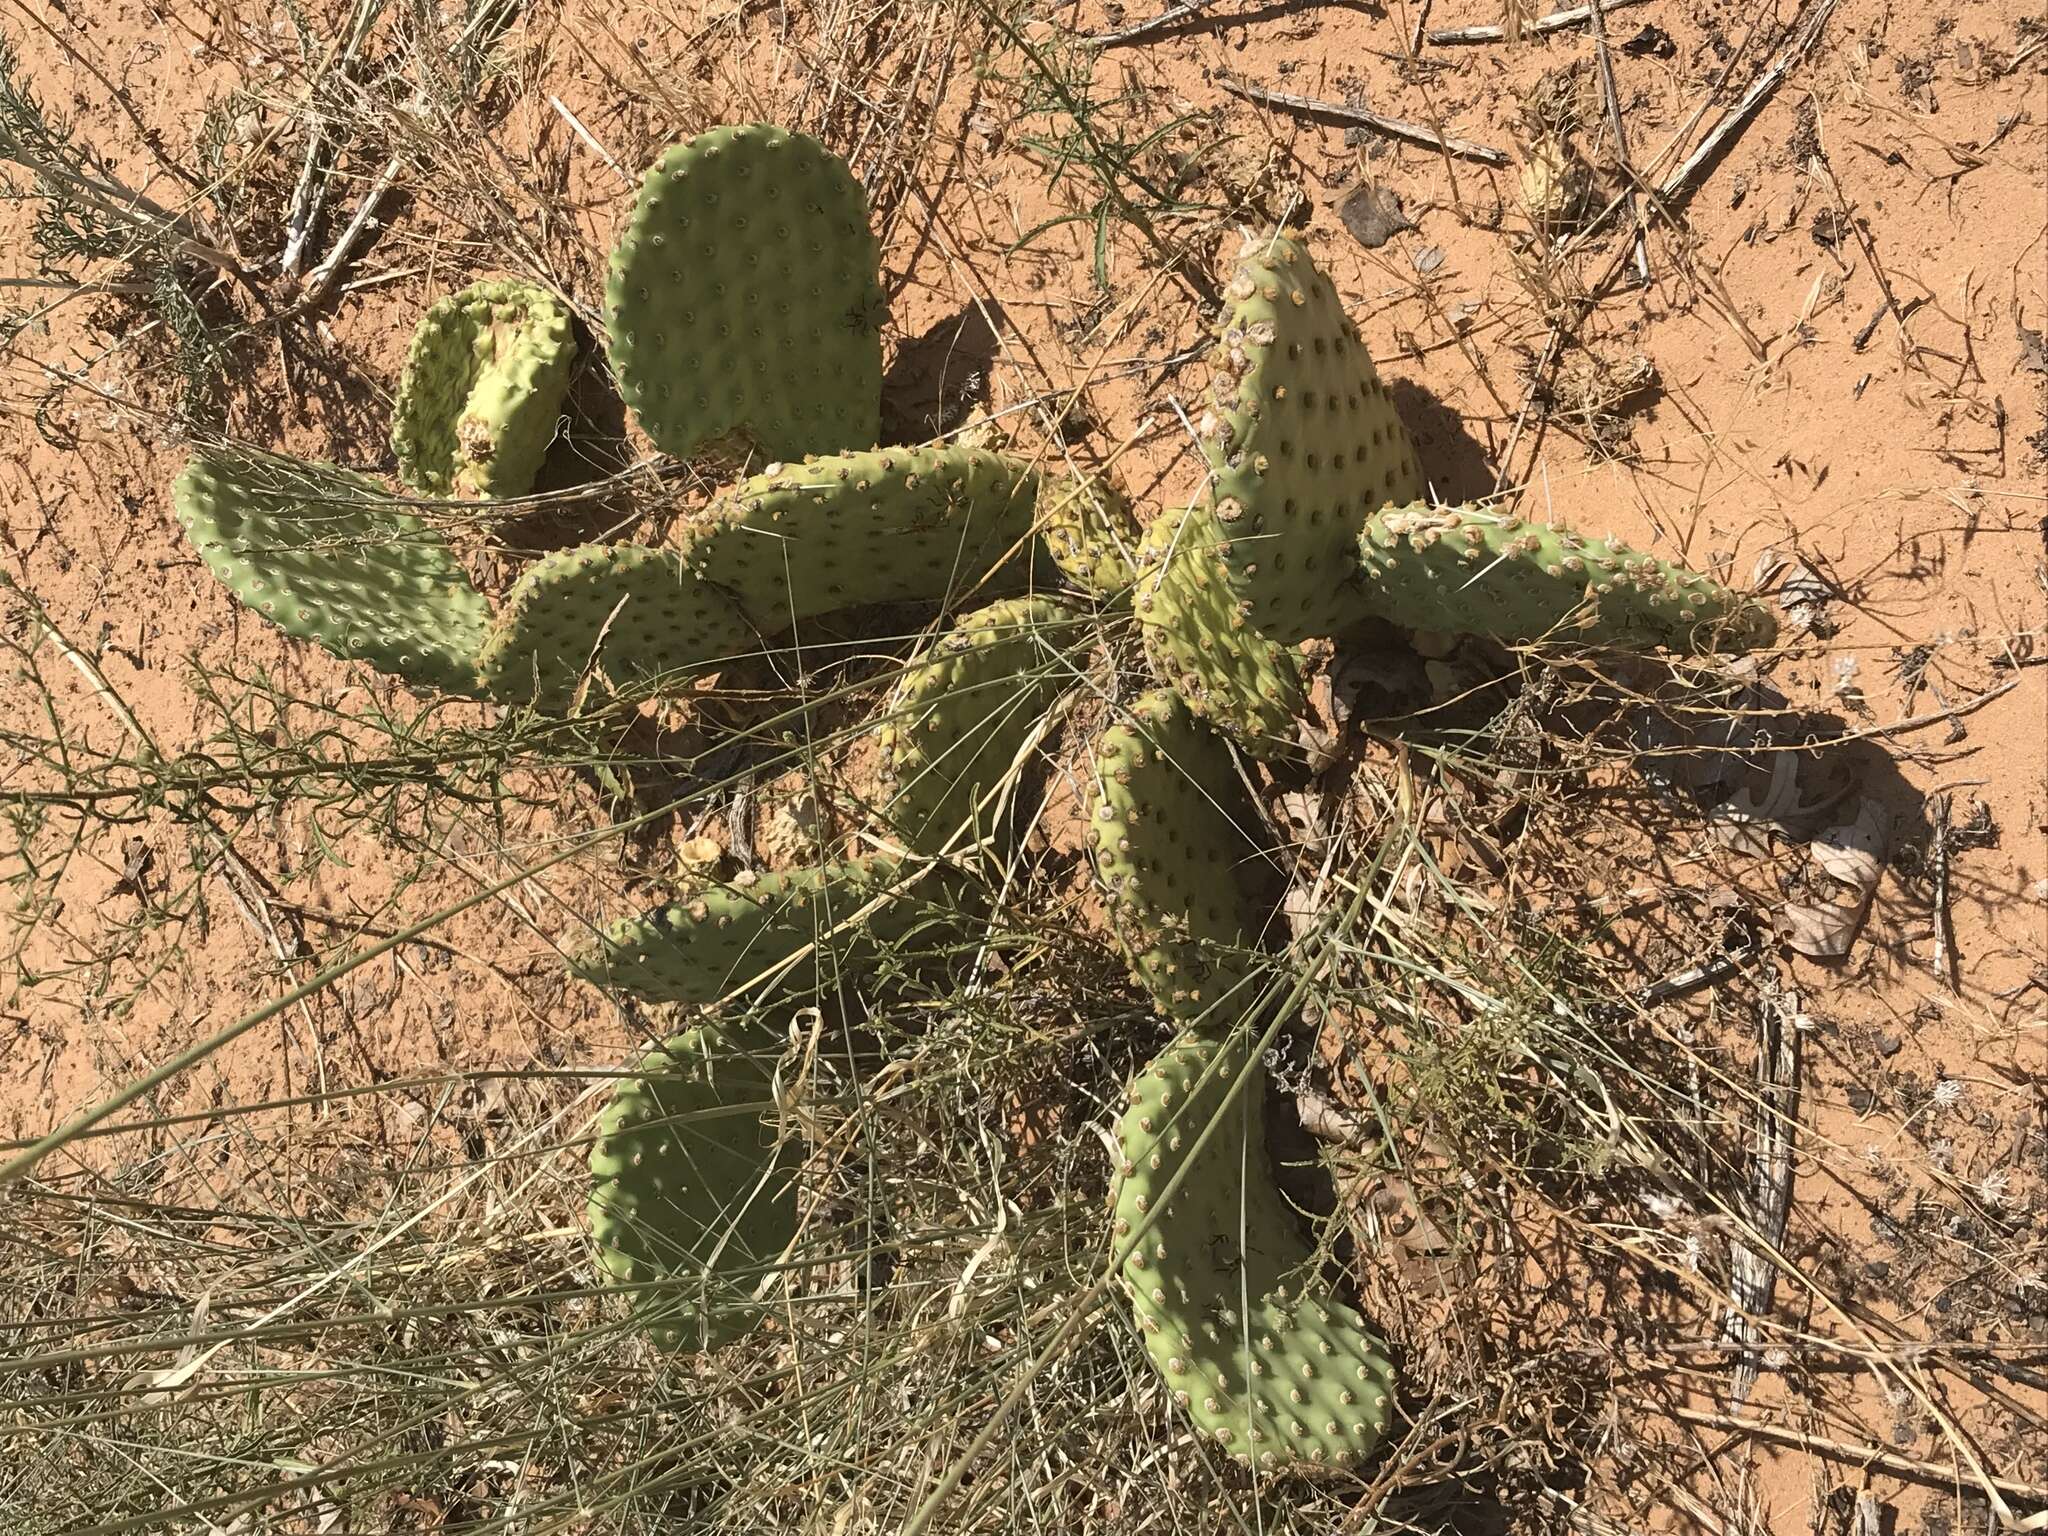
1200;233;1422;642
474;542;757;712
587;1026;799;1351
172;449;490;694
681;444;1040;635
1085;690;1277;1025
1358;501;1777;653
606;123;884;461
880;596;1088;853
391;277;576;500
1039;472;1142;599
1135;507;1305;760
1113;1028;1398;1469
572;854;969;1005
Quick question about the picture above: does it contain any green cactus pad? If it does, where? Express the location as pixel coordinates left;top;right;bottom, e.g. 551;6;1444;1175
572;854;968;1005
1201;233;1423;642
1357;502;1778;652
606;124;884;461
474;543;757;711
681;445;1040;635
587;1027;799;1351
1039;472;1142;599
880;597;1087;853
1085;690;1277;1025
172;450;489;694
1112;1028;1398;1469
391;278;576;499
1135;508;1305;760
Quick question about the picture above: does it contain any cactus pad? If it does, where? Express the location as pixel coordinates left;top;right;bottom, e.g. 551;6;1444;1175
172;450;489;694
588;1027;798;1350
1135;508;1305;760
606;124;884;461
1086;690;1277;1024
474;543;757;711
880;597;1087;852
1358;502;1778;652
391;278;576;499
572;854;967;1005
1112;1028;1397;1468
1040;472;1143;598
682;445;1040;635
1200;233;1422;642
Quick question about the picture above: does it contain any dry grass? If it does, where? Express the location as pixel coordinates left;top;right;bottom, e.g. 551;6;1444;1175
2;0;2043;1532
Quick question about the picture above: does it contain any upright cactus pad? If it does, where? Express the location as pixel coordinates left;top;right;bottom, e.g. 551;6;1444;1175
1358;502;1778;652
880;597;1087;853
1201;233;1423;642
606;124;884;461
572;854;965;1005
682;445;1040;635
588;1027;799;1351
1040;472;1142;599
172;450;489;695
1086;690;1277;1025
475;543;757;711
1135;508;1305;760
391;278;576;499
1112;1028;1397;1469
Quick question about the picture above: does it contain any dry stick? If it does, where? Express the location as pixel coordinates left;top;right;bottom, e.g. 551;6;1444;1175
1406;0;1434;55
1216;75;1509;167
1425;0;1650;46
301;154;402;303
1658;0;1840;204
1809;153;1916;364
1666;1406;2048;1512
1584;0;1651;285
1929;792;1958;990
1721;982;1800;1412
1085;0;1224;48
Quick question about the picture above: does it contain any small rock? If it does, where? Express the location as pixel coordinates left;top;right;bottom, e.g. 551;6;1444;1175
1877;1034;1903;1057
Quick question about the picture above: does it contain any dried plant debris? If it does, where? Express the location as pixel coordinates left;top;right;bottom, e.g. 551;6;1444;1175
1775;799;1889;958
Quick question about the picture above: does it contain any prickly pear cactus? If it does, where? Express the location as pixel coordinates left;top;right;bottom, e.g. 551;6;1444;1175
880;596;1087;852
1086;690;1278;1025
1135;507;1305;760
572;854;966;1005
606;123;885;461
1112;1028;1397;1468
1358;502;1777;653
1040;472;1142;599
474;543;757;712
172;450;490;695
681;445;1040;634
391;278;576;500
587;1026;798;1351
1201;233;1423;642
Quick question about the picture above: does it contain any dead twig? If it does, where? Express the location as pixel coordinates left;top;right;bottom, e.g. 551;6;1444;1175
1722;981;1800;1410
1583;0;1650;284
301;155;402;304
1929;792;1957;991
1666;1406;2048;1522
1658;0;1840;204
1085;0;1224;48
1424;0;1651;46
1217;75;1509;167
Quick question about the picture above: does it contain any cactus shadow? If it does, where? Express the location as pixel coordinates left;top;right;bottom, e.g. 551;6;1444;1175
1387;378;1497;506
880;301;1005;445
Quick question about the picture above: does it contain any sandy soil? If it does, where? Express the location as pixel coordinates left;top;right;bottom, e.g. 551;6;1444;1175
1;0;2042;1529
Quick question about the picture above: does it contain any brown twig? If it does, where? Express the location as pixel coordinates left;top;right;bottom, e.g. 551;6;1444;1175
1658;0;1840;204
1216;75;1509;167
1722;982;1800;1410
1424;0;1651;46
1085;0;1224;48
1584;0;1650;284
1666;1406;2048;1515
1929;792;1957;991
